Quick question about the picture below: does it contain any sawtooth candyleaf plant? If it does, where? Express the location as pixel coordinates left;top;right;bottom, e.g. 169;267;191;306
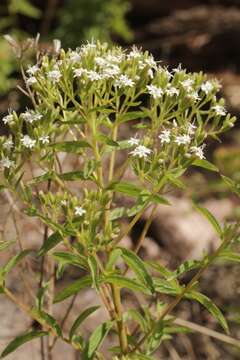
0;40;239;359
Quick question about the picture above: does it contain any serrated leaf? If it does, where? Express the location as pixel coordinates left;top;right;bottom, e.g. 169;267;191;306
120;248;155;294
88;256;99;291
82;321;113;360
69;306;100;341
1;250;31;277
193;202;222;236
109;182;142;197
50;140;91;153
0;331;48;358
104;275;151;295
54;276;92;303
186;290;228;333
38;232;63;257
192;159;219;172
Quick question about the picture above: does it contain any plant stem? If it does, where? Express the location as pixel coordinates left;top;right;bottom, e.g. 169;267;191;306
111;285;128;354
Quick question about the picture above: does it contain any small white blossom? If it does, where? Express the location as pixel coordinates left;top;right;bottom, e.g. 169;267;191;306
159;129;171;144
127;47;142;59
147;85;163;99
26;76;37;86
26;65;39;76
2;113;14;125
165;86;179;97
95;57;107;67
187;91;200;102
188;123;197;135
145;57;157;69
74;206;86;216
101;64;120;79
175;134;191;145
115;75;135;88
3;138;13;150
86;70;102;81
190;144;206;159
128;137;140;146
181;79;194;92
201;81;213;94
147;68;154;79
212;105;226;116
70;51;81;63
73;68;86;77
130;145;152;158
106;54;123;63
21;110;43;124
39;135;50;144
0;157;15;169
48;69;61;83
21;135;36;149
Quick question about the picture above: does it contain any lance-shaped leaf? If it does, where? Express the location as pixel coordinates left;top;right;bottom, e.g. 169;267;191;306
117;111;145;124
105;248;122;271
82;321;113;360
33;310;62;337
170;259;202;280
104;275;151;295
120;248;155;294
1;249;31;277
69;306;100;341
38;232;63;257
193;202;222;237
54;276;92;303
192;159;219;172
0;331;48;358
59;171;85;181
88;256;100;291
50;140;91;153
185;290;229;333
108;181;142;197
218;249;240;263
53;251;88;269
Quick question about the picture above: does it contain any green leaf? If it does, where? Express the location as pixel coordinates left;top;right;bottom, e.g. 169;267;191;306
53;251;87;269
186;290;229;333
151;194;170;206
82;321;113;360
193;202;222;236
170;260;202;279
38;232;63;257
97;134;119;147
105;248;122;271
120;248;155;294
50;141;91;153
218;249;240;263
54;276;92;303
59;171;85;181
88;256;99;291
153;278;180;296
69;306;100;341
146;261;172;279
117;111;145;124
104;275;151;295
192;159;219;172
0;331;48;358
29;172;53;185
109;207;126;221
9;0;41;18
221;175;240;196
0;240;15;252
126;309;147;332
34;310;62;337
1;250;31;277
109;182;142;197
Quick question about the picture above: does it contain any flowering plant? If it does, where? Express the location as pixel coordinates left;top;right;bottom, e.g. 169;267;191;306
0;41;239;359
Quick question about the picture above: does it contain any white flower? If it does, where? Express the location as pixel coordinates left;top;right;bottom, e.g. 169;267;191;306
145;57;157;69
181;79;194;92
175;134;191;145
130;145;152;158
147;85;163;99
86;70;102;81
106;54;123;63
187;91;200;102
2;113;14;125
128;137;140;146
0;157;15;169
39;135;50;144
21;110;43;123
188;123;197;135
127;47;141;59
101;64;120;79
165;86;179;97
26;76;37;86
26;65;39;76
73;68;86;78
159;129;171;144
69;51;81;63
172;65;183;73
21;135;36;149
48;69;61;83
95;57;107;67
3;138;13;150
74;206;86;216
201;81;213;94
190;144;206;159
115;75;135;88
212;105;226;116
147;69;154;79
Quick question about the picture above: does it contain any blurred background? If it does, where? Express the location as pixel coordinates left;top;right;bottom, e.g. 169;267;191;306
1;1;240;359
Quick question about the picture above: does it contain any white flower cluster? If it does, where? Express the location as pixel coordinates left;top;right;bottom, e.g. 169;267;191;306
2;112;14;125
21;110;43;124
0;157;15;169
21;135;36;149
